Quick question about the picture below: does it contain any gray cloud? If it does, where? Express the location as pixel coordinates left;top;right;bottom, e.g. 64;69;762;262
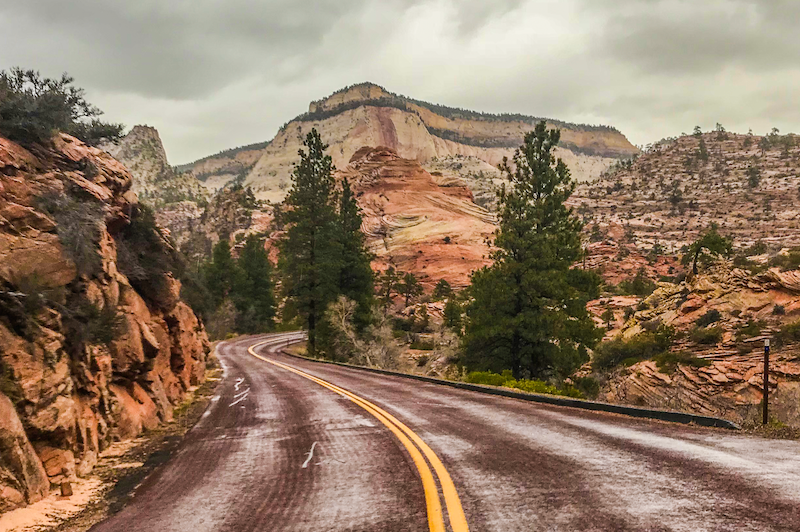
0;0;797;163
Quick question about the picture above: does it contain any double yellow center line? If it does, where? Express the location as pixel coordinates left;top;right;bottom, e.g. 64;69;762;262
247;338;469;532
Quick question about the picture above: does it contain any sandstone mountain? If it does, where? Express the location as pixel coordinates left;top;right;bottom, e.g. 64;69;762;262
0;134;210;511
107;125;208;209
181;82;639;203
339;146;496;289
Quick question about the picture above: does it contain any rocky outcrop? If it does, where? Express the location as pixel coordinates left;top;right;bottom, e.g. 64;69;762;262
339;146;496;289
572;131;800;253
180;82;639;203
599;262;800;425
0;133;210;511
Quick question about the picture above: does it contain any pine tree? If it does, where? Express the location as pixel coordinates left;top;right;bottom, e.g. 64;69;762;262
432;279;453;301
378;267;400;308
335;177;374;328
462;121;601;379
279;129;342;355
232;235;276;333
399;272;423;307
204;240;235;308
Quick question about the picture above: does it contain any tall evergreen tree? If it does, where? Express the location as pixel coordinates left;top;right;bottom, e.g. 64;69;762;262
279;129;342;355
462;121;601;379
204;240;235;308
336;177;374;328
232;235;276;333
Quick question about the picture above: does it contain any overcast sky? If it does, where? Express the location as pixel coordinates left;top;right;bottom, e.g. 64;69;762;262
1;0;798;164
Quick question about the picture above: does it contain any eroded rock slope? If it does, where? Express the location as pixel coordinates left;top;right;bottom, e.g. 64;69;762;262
0;134;210;512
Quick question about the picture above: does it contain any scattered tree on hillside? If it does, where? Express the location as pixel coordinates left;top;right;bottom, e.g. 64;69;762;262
682;223;733;275
444;298;463;334
0;67;123;146
399;272;423;307
746;164;761;188
432;279;454;301
279;129;342;355
601;308;615;330
461;121;602;379
697;138;709;162
378;267;400;307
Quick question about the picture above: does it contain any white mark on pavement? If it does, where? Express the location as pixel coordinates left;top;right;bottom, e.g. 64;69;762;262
229;390;249;407
302;442;318;469
234;377;245;391
233;387;250;399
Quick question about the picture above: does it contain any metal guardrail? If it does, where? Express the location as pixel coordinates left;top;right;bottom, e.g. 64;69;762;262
279;347;741;430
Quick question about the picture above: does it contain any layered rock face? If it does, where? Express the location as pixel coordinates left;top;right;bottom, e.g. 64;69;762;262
0;134;210;511
600;263;800;424
339;146;496;289
181;83;639;203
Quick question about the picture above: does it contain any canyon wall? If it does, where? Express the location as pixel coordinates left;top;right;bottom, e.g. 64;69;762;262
0;134;210;512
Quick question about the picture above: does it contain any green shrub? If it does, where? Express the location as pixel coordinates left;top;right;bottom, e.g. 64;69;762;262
696;309;721;327
618;268;657;297
773;305;786;316
464;370;584;398
416;355;430;367
0;68;123;146
410;339;435;350
573;376;601;399
652;351;711;373
737;321;764;340
769;248;800;271
465;370;512;387
593;326;675;370
690;325;723;345
779;320;800;344
392;317;414;332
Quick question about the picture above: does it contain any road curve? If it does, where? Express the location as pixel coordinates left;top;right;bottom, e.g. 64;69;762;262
92;332;800;531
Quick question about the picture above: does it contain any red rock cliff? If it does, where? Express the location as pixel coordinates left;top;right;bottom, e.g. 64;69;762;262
0;134;210;512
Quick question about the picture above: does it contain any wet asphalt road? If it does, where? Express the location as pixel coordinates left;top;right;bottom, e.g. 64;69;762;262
92;332;800;532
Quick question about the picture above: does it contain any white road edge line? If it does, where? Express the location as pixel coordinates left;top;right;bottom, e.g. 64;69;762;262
302;441;318;469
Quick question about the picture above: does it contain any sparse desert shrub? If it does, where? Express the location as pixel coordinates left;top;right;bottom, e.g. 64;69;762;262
67;301;126;346
410;339;435;350
593;326;675;371
416;355;430;367
778;320;800;345
115;205;184;309
37;191;105;277
737;320;764;340
773;305;786;316
696;309;721;328
652;351;711;374
690;325;723;345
